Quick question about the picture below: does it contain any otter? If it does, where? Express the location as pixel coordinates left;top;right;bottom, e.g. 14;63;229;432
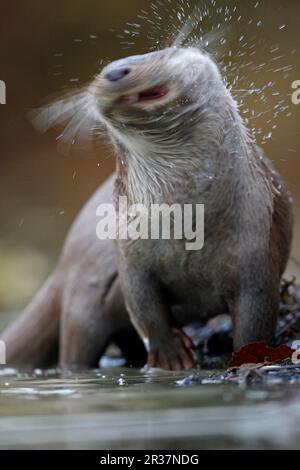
1;47;293;370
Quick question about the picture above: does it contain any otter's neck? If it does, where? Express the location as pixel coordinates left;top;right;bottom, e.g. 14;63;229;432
110;92;271;209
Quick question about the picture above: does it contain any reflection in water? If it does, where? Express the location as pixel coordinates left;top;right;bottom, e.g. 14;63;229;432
1;366;300;449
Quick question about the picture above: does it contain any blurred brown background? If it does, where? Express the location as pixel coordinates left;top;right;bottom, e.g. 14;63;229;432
0;0;299;311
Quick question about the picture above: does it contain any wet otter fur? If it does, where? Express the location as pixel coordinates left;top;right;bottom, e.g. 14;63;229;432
1;47;293;370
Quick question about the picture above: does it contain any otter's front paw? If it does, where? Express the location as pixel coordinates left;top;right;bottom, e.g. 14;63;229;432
147;328;196;371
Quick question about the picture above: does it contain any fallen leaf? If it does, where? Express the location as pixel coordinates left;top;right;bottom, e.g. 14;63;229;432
229;342;294;367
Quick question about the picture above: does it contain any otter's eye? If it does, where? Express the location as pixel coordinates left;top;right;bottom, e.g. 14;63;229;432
105;68;131;82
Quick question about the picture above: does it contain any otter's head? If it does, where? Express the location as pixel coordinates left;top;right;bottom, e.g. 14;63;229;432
90;47;224;135
30;46;230;163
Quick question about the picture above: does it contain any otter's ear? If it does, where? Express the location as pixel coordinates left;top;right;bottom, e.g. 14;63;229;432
28;90;104;155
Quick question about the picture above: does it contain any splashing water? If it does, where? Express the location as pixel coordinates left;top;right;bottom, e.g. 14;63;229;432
32;0;296;154
124;0;295;146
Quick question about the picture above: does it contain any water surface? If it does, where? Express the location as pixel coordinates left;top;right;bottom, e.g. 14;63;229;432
1;362;300;449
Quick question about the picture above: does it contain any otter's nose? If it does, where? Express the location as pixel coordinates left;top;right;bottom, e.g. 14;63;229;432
105;68;130;82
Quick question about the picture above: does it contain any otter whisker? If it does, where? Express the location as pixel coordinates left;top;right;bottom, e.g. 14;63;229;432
29;91;103;154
